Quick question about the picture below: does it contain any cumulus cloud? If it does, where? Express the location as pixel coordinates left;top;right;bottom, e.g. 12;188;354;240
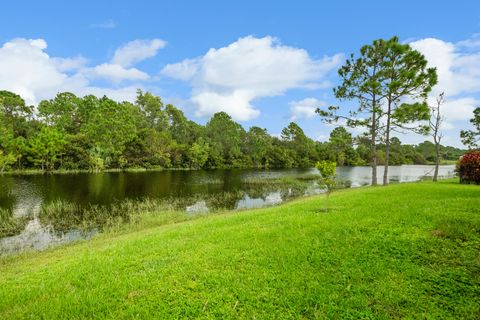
112;39;166;67
161;58;199;81
51;56;88;72
0;37;158;105
457;33;480;49
410;37;480;97
289;97;324;120
88;63;149;83
76;38;167;83
399;36;480;146
0;38;69;104
438;96;478;121
161;36;342;121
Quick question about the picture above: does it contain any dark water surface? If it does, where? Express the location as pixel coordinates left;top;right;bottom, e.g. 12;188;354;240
0;165;455;255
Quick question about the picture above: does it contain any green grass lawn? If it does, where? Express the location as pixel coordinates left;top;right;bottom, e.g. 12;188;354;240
1;180;479;319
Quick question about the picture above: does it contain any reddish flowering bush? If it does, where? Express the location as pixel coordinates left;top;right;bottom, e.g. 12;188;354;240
457;150;480;184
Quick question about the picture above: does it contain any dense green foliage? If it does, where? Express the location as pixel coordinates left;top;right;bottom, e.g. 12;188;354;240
0;90;464;172
457;150;480;184
1;180;479;318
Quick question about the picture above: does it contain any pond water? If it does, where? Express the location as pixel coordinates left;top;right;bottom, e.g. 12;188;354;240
0;165;455;255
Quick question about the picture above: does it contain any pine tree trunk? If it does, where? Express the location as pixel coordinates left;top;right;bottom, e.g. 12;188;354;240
383;98;392;186
371;95;378;186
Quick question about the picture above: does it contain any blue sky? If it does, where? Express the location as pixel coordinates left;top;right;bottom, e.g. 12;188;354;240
1;1;479;147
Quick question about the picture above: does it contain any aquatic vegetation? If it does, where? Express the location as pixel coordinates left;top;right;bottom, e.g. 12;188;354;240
39;199;168;233
0;209;31;238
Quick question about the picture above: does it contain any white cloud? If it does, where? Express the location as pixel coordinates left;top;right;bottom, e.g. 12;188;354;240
51;56;88;72
457;33;480;49
112;39;166;67
0;38;147;105
89;19;116;29
88;63;149;83
0;38;68;104
289;97;324;121
410;38;480;97
440;96;478;121
192;90;259;121
161;58;199;81
161;36;342;121
78;38;167;83
409;36;480;147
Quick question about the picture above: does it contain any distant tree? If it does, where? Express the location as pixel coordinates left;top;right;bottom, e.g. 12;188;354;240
135;90;168;130
27;126;66;171
265;138;295;168
460;107;480;149
82;97;137;167
281;122;316;167
205;112;245;167
429;93;445;181
246;127;272;168
189;138;210;169
0;90;34;141
0;90;33;119
38;92;83;134
0;112;16;172
0;96;30;171
327;127;359;166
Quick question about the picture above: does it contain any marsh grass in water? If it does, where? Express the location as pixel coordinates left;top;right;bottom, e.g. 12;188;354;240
0;209;32;238
39;198;180;234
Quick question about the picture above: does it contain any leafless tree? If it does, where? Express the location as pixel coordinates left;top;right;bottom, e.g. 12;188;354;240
430;92;445;181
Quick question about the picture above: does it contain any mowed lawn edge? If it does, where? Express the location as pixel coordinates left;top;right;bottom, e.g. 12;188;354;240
1;180;479;319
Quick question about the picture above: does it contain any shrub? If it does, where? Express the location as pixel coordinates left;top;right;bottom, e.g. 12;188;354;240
456;150;480;184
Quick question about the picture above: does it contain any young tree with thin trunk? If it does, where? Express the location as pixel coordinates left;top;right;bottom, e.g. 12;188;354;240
316;160;336;212
317;39;387;186
429;93;445;181
380;37;437;185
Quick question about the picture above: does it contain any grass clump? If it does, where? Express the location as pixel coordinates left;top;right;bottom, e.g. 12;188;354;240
0;179;479;319
0;209;31;238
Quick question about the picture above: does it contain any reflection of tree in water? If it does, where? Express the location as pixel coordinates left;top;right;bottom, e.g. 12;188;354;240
205;190;244;211
244;185;273;200
0;177;15;213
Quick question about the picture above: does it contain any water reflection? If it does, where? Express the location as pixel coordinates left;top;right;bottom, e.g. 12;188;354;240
336;165;456;187
0;165;456;255
0;216;96;255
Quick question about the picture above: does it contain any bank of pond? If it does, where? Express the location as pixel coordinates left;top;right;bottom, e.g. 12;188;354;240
0;165;455;255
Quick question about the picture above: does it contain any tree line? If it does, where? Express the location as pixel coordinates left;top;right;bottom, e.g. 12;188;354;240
0;89;463;173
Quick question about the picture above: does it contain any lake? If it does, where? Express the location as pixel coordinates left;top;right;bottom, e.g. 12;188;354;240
0;165;455;255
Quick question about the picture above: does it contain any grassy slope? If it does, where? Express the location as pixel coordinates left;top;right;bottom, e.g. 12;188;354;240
0;180;479;319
